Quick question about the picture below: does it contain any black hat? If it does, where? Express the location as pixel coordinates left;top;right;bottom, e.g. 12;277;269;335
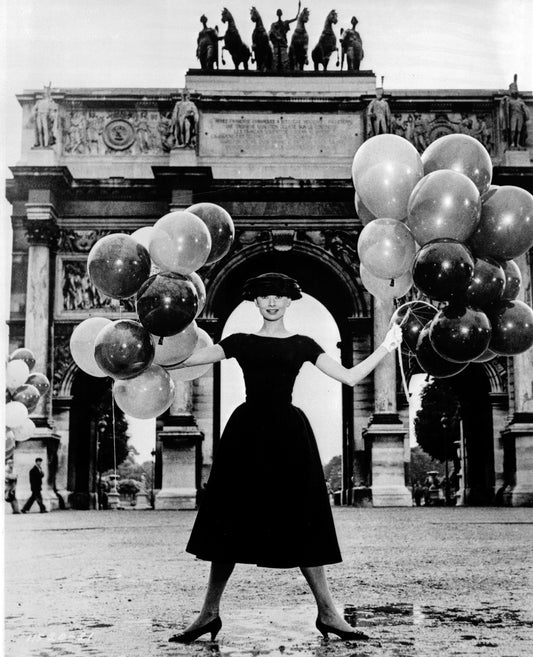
242;273;302;300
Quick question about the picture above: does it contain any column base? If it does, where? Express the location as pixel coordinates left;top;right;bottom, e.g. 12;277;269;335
155;487;197;510
501;419;533;507
134;492;152;510
371;485;413;507
503;149;531;166
510;486;533;506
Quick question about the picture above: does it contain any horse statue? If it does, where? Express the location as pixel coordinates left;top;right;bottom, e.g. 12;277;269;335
288;7;310;71
339;16;364;71
311;9;339;71
196;14;220;70
221;7;251;70
250;6;273;71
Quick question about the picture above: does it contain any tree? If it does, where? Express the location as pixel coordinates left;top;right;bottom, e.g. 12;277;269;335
92;383;130;473
323;455;342;491
410;445;443;484
414;380;460;462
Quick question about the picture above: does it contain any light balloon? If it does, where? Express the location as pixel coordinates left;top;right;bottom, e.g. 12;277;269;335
153;322;199;369
170;328;214;381
9;348;36;372
186;202;235;264
360;265;413;302
5;401;29;428
70;317;112;378
6;360;30;393
12;418;36;442
357;218;416;280
114;364;175;419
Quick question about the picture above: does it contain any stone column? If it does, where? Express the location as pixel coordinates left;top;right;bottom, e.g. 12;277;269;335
501;253;533;505
363;298;412;507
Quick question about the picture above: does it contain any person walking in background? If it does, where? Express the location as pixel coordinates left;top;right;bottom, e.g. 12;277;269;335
5;458;21;514
21;457;48;514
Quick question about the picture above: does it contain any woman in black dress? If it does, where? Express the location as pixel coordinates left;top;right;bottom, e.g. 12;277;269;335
169;273;402;643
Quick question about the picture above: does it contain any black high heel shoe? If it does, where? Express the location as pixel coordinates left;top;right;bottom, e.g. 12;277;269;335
168;616;222;643
315;617;369;641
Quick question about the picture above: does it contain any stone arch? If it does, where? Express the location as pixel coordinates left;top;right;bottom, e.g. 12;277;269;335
57;361;79;398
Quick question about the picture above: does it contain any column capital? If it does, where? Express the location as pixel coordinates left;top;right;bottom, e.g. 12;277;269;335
24;203;59;247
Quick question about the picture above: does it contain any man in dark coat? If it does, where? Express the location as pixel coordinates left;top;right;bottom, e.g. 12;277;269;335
21;457;48;513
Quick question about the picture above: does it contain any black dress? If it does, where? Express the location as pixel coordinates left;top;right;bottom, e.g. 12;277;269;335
186;333;342;568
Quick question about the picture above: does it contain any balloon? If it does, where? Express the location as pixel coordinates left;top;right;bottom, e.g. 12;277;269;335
12;384;41;413
26;372;51;396
153;321;199;369
461;257;505;309
6;389;12;403
354;192;377;226
5;431;15;455
94;319;155;379
186;202;235;264
6;360;30;393
136;272;198;338
352;134;424;220
87;233;152;299
406;170;481;245
357;218;416;280
415;326;469;379
187;272;207;316
412;239;474;301
70;317;112;378
486;300;533;356
149;211;212;274
468;186;533;260
11;418;36;442
473;347;497;363
360;264;413;301
9;347;36;372
421;133;492;196
429;305;492;363
5;401;29;428
170;328;214;381
130;226;155;251
390;301;439;353
500;260;522;301
113;364;175;420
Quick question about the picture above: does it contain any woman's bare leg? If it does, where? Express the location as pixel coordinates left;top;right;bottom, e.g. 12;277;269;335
184;561;235;630
300;565;355;630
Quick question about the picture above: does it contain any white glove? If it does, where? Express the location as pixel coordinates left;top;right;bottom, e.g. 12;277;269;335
381;324;403;353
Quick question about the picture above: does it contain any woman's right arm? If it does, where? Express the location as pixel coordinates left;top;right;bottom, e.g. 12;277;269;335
174;344;226;368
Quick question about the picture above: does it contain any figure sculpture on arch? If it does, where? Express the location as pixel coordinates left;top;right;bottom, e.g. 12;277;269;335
366;81;391;137
311;9;339;71
32;83;58;148
288;6;310;71
196;14;220;70
221;7;251;70
500;74;530;149
269;1;301;72
171;92;199;149
340;16;364;71
250;7;273;72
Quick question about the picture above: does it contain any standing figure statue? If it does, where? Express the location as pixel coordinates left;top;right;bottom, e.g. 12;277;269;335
500;74;530;149
250;7;273;72
220;7;251;70
269;2;301;72
339;16;364;71
311;9;339;71
366;86;391;136
171;92;200;148
196;15;220;70
288;7;310;71
32;84;58;147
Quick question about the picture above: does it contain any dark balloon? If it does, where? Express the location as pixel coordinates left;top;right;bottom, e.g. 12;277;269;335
486;300;533;356
5;389;12;403
429;305;492;363
9;348;36;372
500;260;522;301
136;272;198;338
390;300;438;353
94;319;155;379
186;202;235;264
469;186;533;260
87;233;151;299
26;372;51;396
12;384;41;413
415;325;469;378
412;239;474;301
461;257;505;309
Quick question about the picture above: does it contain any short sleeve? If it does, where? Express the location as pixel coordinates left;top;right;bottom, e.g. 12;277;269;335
302;336;325;365
218;333;243;360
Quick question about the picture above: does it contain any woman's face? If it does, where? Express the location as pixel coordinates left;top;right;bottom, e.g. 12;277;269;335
255;294;291;321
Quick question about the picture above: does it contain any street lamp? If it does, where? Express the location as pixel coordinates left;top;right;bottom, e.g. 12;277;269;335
150;448;156;509
96;417;108;510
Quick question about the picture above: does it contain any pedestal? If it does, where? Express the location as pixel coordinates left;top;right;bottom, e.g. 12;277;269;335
502;418;533;506
155;422;203;510
13;431;61;511
503;150;531;166
364;418;412;507
169;148;198;167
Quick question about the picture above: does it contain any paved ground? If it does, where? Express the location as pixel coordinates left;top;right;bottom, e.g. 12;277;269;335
4;506;533;657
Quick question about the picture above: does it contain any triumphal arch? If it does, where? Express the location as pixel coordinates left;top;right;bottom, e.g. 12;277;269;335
7;69;533;509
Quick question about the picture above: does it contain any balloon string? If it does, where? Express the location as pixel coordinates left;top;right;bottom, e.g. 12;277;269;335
110;384;118;483
398;347;411;401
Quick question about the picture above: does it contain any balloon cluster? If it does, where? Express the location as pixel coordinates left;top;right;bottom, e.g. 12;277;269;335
5;348;51;458
70;203;235;417
352;133;533;378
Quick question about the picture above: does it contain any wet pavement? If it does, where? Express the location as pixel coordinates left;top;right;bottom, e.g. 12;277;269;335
4;506;533;656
